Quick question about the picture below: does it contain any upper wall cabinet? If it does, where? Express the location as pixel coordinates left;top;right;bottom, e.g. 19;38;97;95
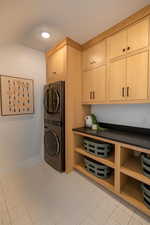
83;40;106;71
108;51;148;102
82;70;93;103
126;51;148;100
92;66;106;103
109;58;126;101
109;30;127;59
108;18;149;60
82;66;106;104
127;19;149;53
47;46;67;83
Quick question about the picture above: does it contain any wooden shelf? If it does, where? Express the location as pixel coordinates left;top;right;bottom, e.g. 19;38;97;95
120;157;150;186
75;163;114;192
75;147;115;168
120;179;150;216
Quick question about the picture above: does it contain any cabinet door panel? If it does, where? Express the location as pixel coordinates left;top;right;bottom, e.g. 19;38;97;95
47;47;66;82
83;40;106;71
127;19;149;53
82;71;93;102
109;30;127;59
126;52;148;100
92;66;106;102
109;59;126;101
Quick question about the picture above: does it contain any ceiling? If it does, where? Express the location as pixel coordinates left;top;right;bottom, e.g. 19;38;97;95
0;0;149;52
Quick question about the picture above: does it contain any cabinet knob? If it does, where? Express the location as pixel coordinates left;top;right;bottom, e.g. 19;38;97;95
127;47;130;51
122;48;126;52
90;60;96;64
52;72;56;74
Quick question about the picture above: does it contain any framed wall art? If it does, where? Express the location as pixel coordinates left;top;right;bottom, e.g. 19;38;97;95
0;75;34;116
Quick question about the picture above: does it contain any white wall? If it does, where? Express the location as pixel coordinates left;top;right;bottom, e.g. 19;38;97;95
0;44;46;173
92;104;150;129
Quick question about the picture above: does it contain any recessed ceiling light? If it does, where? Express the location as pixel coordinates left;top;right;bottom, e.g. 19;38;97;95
41;32;50;39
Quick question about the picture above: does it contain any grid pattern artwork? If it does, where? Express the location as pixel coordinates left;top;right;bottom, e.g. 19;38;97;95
0;75;34;116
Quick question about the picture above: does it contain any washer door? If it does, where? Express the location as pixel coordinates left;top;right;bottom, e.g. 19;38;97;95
44;129;60;157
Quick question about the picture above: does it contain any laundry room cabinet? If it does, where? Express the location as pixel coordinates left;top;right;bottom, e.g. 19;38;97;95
82;16;150;104
127;19;149;53
83;66;106;104
83;40;106;71
109;30;127;59
47;46;67;83
109;51;149;102
83;71;93;103
126;51;148;100
108;18;149;60
109;59;126;101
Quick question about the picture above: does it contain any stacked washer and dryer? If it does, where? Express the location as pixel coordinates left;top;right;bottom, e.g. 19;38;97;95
44;81;65;172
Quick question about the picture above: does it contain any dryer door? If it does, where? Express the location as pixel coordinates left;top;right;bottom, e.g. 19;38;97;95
44;128;60;157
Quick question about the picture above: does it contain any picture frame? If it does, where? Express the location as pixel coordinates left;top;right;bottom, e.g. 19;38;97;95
0;75;34;116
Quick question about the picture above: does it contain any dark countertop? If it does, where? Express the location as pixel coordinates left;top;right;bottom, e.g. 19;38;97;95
73;127;150;150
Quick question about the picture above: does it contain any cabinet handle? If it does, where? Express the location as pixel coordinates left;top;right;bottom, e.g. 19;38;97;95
127;87;130;97
90;92;92;100
122;48;126;52
52;72;56;74
93;91;95;99
127;46;130;51
122;87;125;97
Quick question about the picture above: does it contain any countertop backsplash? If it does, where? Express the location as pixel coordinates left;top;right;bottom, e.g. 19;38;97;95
92;104;150;129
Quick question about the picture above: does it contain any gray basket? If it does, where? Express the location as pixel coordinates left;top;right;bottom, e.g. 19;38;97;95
141;183;150;209
83;137;113;158
141;154;150;178
84;157;112;179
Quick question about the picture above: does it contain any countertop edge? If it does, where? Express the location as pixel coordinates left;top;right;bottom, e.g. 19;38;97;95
73;128;150;151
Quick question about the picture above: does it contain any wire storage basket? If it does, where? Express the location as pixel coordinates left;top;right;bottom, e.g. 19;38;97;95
141;153;150;178
83;137;113;158
84;157;112;179
141;183;150;209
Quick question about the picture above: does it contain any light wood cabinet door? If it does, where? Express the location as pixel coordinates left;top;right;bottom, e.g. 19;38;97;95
127;19;149;53
82;71;93;103
109;59;126;101
109;30;127;59
126;51;148;100
92;66;106;102
47;47;66;82
83;40;106;71
83;66;106;103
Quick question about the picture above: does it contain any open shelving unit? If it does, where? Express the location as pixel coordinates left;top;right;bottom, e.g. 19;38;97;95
73;131;150;217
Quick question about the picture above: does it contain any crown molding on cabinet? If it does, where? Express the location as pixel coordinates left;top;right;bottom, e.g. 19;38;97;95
46;37;82;57
82;4;150;49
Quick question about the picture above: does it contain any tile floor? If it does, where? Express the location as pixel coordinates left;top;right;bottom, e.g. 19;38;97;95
0;162;150;225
